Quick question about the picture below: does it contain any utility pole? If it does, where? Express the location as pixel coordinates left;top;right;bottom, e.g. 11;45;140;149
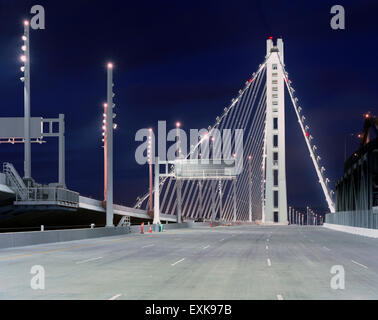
22;20;31;182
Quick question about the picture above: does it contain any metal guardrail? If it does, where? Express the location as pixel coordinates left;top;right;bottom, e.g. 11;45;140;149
325;210;378;229
15;187;79;207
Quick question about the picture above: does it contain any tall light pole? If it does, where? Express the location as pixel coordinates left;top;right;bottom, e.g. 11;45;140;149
21;20;31;181
153;156;160;225
176;122;182;223
105;62;116;227
248;155;252;222
148;128;153;218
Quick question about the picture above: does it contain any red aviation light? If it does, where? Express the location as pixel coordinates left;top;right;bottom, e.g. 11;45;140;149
268;36;273;40
305;132;309;138
248;78;253;83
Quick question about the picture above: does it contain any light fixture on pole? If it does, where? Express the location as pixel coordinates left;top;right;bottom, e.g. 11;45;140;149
21;20;31;181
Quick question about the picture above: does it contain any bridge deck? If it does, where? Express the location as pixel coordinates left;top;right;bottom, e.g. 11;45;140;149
0;225;377;299
0;182;176;222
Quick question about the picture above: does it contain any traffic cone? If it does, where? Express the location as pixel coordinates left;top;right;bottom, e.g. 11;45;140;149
141;222;144;234
149;226;152;233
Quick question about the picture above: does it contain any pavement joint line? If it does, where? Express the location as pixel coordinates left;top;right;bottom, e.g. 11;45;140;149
276;294;284;300
351;260;368;269
171;258;185;266
267;258;272;267
108;294;122;300
203;245;210;249
141;244;155;248
75;256;103;264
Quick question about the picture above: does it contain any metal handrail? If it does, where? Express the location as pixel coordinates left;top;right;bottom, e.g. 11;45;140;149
15;187;79;205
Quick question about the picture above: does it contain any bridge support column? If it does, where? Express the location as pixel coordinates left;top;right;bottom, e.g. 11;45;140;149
219;180;223;221
248;157;252;222
198;181;203;219
211;181;215;222
58;114;65;187
176;180;182;223
153;156;160;224
233;179;237;223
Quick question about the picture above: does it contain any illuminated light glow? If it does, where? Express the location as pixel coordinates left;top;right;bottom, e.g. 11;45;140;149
21;45;27;51
305;132;309;137
364;113;370;119
22;35;27;41
176;122;181;128
102;125;106;130
20;66;25;72
248;78;253;83
24;20;29;26
20;55;26;62
107;62;113;69
248;155;252;160
268;36;273;40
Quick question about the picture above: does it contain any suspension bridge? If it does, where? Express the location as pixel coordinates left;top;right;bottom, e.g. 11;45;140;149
0;22;378;300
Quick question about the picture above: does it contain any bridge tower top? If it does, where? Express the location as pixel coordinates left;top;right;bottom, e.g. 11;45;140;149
266;37;284;64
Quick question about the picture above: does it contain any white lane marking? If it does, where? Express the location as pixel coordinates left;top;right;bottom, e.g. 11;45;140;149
266;245;269;250
351;260;368;269
141;244;155;248
219;238;225;242
75;256;103;264
267;258;271;267
203;245;210;249
109;294;122;300
322;246;330;251
276;294;284;300
171;258;185;266
266;239;270;242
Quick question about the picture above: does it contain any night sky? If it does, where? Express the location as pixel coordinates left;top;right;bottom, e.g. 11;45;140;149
0;0;377;212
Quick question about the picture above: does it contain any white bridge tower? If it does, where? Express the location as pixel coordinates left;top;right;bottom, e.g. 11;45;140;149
264;37;288;224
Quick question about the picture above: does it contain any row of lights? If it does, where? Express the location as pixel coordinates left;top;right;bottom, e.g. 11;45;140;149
101;63;117;144
285;69;335;197
19;20;29;83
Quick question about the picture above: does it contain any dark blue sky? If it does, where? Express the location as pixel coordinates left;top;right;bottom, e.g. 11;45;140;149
0;0;377;212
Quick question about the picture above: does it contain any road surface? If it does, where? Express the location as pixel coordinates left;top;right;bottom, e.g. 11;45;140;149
0;225;377;299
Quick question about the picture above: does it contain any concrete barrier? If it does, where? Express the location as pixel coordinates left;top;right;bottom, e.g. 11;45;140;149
323;223;378;239
0;222;199;250
0;227;130;249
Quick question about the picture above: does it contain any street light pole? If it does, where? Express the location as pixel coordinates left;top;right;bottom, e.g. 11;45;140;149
148;128;153;218
105;62;115;227
176;122;182;224
22;20;31;181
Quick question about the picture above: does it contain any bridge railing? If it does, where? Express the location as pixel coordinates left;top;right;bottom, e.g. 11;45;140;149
15;187;79;207
325;209;378;229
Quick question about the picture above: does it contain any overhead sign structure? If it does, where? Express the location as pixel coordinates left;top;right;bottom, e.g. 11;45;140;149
154;158;239;224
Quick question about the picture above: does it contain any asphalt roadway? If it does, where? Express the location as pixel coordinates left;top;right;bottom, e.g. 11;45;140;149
0;224;378;300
